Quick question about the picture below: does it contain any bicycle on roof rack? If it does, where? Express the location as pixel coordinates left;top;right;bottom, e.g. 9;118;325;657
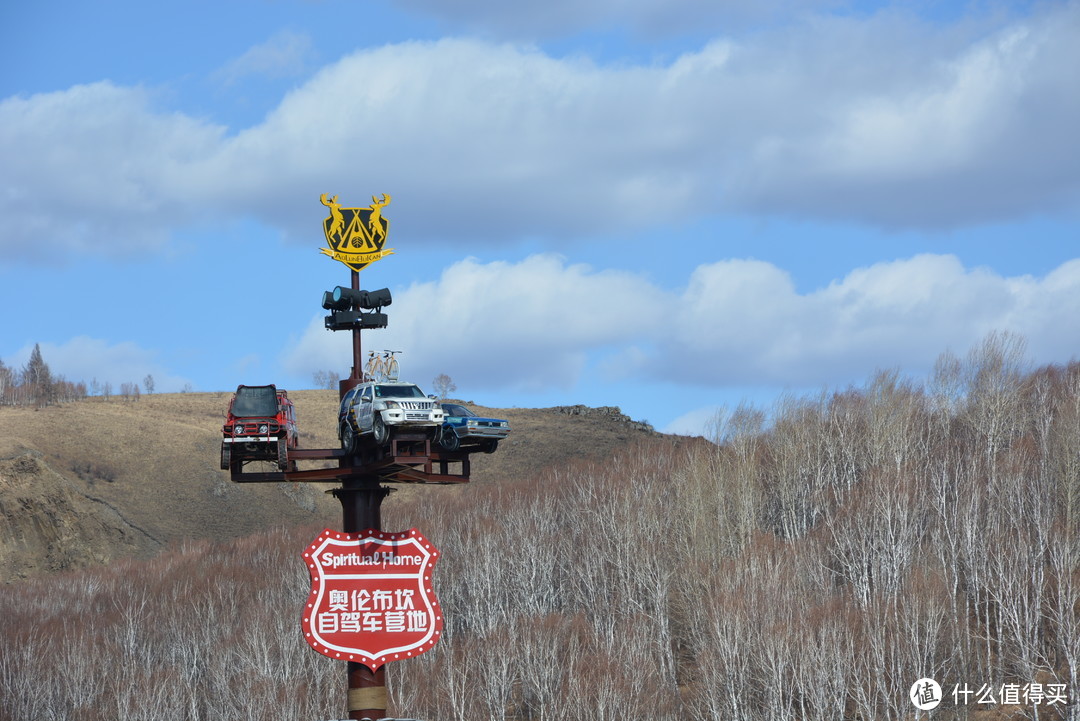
364;349;402;382
381;349;401;381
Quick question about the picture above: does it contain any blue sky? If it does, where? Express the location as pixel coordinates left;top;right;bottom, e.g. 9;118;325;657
2;0;1078;435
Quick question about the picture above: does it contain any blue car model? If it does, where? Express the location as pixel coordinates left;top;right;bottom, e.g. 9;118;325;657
437;403;510;453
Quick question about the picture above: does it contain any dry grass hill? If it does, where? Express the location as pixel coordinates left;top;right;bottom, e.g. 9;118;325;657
1;337;1078;721
0;390;662;583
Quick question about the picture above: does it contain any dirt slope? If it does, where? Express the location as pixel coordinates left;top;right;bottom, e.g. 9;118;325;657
0;391;662;582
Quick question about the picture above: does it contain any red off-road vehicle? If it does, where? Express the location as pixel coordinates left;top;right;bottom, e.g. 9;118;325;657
221;385;298;471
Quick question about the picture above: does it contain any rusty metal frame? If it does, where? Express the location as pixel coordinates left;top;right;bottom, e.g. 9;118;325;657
228;434;472;485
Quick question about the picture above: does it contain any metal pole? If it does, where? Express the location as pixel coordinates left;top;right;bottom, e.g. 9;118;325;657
338;269;363;401
333;477;390;720
335;280;390;721
351;270;362;381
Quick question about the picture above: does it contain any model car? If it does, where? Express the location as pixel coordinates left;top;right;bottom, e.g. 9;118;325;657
221;385;298;470
338;381;445;453
436;403;510;453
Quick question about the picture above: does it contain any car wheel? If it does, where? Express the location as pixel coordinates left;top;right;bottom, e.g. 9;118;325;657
341;423;357;456
220;444;230;471
482;439;499;454
439;427;460;452
372;414;389;446
277;437;289;470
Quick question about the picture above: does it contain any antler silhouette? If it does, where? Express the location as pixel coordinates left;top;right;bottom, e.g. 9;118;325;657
321;194;344;242
367;194;391;245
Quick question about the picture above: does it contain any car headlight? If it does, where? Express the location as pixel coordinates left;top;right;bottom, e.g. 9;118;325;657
384;400;399;409
234;425;245;435
259;424;269;434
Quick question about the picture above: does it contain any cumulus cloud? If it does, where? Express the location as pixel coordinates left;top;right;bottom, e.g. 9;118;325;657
0;82;225;261
660;254;1080;386
3;4;1078;261
733;8;1080;226
283;254;661;392
211;39;705;243
282;253;1080;393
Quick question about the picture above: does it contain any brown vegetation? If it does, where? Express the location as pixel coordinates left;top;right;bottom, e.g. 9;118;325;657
1;333;1077;720
0;387;659;582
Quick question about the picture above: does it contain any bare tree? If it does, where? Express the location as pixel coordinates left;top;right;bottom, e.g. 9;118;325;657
470;624;518;721
0;358;11;405
313;369;340;390
1049;530;1080;712
4;332;1079;721
143;374;155;394
432;373;457;400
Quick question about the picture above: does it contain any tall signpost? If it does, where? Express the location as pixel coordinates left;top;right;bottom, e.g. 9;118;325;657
226;193;476;719
316;193;426;721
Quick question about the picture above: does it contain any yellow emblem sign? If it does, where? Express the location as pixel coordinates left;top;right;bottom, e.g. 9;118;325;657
319;193;394;272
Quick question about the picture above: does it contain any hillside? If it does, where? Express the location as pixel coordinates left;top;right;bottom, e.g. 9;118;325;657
1;343;1077;721
0;390;661;582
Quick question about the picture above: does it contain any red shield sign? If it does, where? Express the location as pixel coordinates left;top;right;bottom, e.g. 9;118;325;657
301;528;442;670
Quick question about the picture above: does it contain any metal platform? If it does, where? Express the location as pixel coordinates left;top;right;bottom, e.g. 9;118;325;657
228;432;470;484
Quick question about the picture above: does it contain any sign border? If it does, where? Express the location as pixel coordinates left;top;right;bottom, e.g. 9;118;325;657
300;527;442;669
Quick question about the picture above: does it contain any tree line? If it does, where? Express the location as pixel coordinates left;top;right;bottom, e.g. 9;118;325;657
0;343;156;407
0;332;1077;720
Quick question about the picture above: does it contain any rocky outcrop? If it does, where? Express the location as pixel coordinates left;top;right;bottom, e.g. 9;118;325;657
551;405;655;433
0;450;159;582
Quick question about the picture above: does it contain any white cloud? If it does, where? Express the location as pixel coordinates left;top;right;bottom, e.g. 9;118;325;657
282;254;660;392
733;7;1080;225
205;9;1080;241
282;253;1080;395
211;39;705;242
0;82;225;261
650;253;1080;387
3;4;1078;261
662;405;723;437
7;337;191;393
212;30;313;86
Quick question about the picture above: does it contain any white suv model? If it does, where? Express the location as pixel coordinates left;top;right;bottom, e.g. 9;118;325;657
338;381;444;452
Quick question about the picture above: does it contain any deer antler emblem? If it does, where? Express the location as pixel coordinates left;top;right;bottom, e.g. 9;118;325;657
320;193;344;242
367;194;391;245
318;192;394;272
